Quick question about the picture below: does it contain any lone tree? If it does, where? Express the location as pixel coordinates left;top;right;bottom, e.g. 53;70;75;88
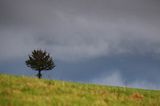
25;49;55;79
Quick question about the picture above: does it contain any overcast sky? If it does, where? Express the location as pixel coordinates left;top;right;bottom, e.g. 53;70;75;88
0;0;160;90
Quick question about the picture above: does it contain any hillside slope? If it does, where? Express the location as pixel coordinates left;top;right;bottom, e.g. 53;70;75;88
0;74;160;106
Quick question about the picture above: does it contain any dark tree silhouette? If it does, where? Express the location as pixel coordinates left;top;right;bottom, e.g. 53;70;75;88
25;49;55;79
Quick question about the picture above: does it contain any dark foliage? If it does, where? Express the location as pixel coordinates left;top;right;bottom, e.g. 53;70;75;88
26;49;55;78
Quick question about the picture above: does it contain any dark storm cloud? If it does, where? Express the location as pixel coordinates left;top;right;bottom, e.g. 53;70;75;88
0;0;160;61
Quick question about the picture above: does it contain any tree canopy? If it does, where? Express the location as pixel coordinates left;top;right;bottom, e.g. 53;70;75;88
26;49;55;78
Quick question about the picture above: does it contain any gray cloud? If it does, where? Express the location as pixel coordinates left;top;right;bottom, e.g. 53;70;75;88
0;0;160;62
91;71;160;90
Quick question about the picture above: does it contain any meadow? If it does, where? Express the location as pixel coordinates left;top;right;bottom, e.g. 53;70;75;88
0;74;160;106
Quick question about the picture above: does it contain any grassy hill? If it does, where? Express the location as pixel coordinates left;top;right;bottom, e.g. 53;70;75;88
0;74;160;106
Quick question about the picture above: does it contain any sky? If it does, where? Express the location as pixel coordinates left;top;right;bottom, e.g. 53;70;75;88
0;0;160;90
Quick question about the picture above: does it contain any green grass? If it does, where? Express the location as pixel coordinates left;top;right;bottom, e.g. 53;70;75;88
0;74;160;106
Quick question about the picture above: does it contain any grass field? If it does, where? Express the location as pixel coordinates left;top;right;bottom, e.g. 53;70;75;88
0;74;160;106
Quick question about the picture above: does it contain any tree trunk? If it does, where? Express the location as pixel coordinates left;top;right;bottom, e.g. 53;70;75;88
37;70;42;79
